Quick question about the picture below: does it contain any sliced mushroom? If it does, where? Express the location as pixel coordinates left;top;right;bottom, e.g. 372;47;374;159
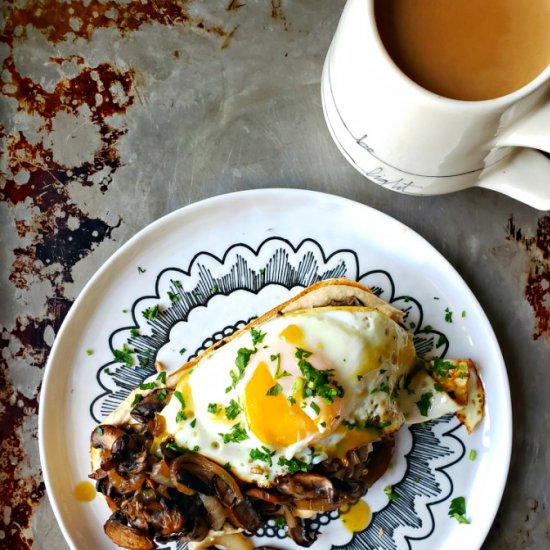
130;389;173;424
91;425;131;471
278;473;335;501
225;498;262;533
246;487;291;505
104;513;154;550
282;507;315;547
117;448;149;477
92;425;128;450
200;494;227;531
108;468;146;496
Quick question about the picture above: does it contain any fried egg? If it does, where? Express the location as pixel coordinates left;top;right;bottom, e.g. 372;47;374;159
158;306;417;486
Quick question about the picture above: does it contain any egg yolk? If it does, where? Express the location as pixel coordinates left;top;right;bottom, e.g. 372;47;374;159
244;361;317;447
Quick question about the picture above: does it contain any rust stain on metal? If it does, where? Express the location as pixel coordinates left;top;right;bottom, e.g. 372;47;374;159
2;0;228;46
227;0;246;10
2;57;135;131
507;215;550;340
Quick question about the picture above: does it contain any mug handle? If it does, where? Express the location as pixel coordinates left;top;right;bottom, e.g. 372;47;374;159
478;100;550;210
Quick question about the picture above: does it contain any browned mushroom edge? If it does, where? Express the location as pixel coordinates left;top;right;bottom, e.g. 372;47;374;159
90;413;394;550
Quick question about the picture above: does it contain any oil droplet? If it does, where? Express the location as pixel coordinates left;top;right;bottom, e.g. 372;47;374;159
74;480;96;502
341;499;371;532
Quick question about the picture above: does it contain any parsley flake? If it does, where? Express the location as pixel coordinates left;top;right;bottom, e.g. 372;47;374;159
143;304;161;320
250;446;276;466
137;266;146;273
225;399;241;420
174;391;186;408
139;382;156;390
384;485;399;501
266;383;283;396
448;496;470;524
176;410;187;423
220;423;249;444
444;308;453;323
86;349;94;356
113;343;134;367
131;393;143;406
310;401;320;415
416;392;433;416
277;456;312;474
156;371;167;384
208;403;221;414
250;328;266;346
469;449;477;461
432;357;456;378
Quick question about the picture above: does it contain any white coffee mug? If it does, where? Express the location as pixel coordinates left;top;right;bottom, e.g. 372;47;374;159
321;0;550;210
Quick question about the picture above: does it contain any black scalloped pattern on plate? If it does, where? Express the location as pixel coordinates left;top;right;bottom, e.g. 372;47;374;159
89;236;462;549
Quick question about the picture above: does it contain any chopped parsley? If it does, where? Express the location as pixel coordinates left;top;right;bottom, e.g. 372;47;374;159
176;410;187;423
448;496;470;524
250;328;266;346
343;419;356;430
310;401;320;415
113;343;134;367
424;324;434;331
258;268;266;275
469;449;477;461
86;349;94;356
461;310;467;318
155;389;168;401
274;516;286;529
416;392;433;416
174;391;186;408
250;446;276;466
295;348;344;404
171;279;183;289
436;334;448;347
130;328;140;337
225;399;241;420
156;371;167;384
208;403;221;414
266;383;283;396
444;308;453;323
166;440;187;454
190;418;197;428
432;357;456;378
384;485;399;501
139;382;157;390
122;308;129;314
434;382;444;392
179;347;187;355
131;393;143;406
220;423;249;444
226;347;256;392
271;353;291;379
167;290;179;303
210;284;219;294
143;304;161;320
288;396;296;406
223;462;231;471
277;456;313;474
137;266;146;273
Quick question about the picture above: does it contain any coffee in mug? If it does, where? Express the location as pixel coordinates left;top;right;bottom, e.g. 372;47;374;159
374;0;550;101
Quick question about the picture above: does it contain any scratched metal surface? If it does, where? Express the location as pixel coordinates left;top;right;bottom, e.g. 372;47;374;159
0;1;548;548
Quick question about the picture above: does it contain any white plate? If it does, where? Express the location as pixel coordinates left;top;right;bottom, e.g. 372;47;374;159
39;188;511;550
